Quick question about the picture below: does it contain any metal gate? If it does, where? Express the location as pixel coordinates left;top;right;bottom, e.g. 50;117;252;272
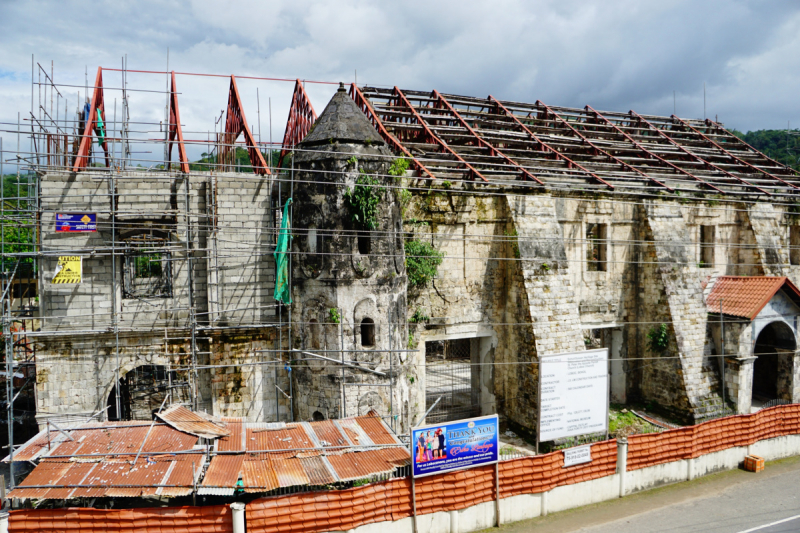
425;339;479;424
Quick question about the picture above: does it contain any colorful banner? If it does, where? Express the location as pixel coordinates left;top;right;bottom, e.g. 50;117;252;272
55;213;97;232
411;414;498;478
52;256;82;284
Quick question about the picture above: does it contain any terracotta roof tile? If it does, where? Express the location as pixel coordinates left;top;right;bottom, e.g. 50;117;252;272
706;276;800;319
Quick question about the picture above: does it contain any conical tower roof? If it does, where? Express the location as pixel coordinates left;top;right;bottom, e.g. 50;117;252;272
300;83;384;146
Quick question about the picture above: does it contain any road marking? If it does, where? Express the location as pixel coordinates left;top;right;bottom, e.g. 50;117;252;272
737;514;800;533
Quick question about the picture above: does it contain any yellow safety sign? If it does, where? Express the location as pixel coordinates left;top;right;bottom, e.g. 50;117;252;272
52;256;82;284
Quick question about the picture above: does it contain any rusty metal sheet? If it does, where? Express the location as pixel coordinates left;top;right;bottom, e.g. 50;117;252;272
8;460;72;499
142;425;200;453
217;421;245;452
336;419;373;447
199;454;244;496
157;405;230;439
46;461;98;500
271;457;310;488
380;446;412;468
159;454;200;497
308;420;350;448
299;455;337;486
247;425;315;457
326;449;395;482
103;457;172;498
4;429;62;462
242;458;279;493
354;415;399;445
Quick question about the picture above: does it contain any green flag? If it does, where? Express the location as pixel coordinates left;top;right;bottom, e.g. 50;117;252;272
273;198;293;305
96;109;106;146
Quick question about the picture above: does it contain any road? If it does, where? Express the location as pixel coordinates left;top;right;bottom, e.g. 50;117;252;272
490;455;800;533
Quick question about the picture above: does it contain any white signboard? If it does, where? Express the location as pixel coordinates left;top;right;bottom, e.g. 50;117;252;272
539;348;608;442
563;444;592;467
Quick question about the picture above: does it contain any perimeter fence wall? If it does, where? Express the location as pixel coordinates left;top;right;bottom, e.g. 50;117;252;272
10;404;800;533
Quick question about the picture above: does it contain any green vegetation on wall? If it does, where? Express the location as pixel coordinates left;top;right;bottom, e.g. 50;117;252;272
405;239;444;288
344;172;385;231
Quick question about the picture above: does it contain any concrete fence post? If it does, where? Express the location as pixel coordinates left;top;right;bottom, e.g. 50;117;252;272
0;511;7;533
541;490;548;516
231;502;245;533
616;437;628;498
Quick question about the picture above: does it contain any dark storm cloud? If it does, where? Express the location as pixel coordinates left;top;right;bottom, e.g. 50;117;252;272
1;0;799;167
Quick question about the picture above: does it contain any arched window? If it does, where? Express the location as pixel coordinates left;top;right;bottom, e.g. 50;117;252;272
358;231;371;255
360;318;375;347
312;411;326;421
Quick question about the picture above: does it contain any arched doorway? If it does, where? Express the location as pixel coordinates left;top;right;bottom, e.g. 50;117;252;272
107;365;185;421
752;321;796;406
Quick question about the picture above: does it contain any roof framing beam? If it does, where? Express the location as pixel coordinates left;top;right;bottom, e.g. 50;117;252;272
166;71;189;174
585;105;724;194
672;115;798;191
707;119;799;177
349;84;435;180
487;96;613;189
432;91;543;185
392;87;488;182
629;111;770;196
221;75;270;175
72;67;109;172
536;100;673;192
279;79;318;169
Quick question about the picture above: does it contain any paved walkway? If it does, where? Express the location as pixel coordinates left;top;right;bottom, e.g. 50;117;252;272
489;456;800;533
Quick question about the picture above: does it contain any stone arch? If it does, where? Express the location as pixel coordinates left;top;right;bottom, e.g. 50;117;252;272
105;363;179;421
752;320;797;403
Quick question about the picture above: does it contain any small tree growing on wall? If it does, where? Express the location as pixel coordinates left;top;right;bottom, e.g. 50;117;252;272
647;323;670;354
405;239;443;288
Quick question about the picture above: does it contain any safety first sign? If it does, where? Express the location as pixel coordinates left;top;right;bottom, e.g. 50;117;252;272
52;256;82;284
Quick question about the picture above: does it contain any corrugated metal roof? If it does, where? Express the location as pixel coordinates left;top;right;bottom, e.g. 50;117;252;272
707;276;800;319
354;415;400;445
299;455;337;486
10;411;408;499
271;457;310;488
242;458;279;493
308;420;351;447
199;454;244;496
157;405;230;439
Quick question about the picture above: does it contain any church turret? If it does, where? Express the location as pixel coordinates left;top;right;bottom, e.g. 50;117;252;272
289;83;413;431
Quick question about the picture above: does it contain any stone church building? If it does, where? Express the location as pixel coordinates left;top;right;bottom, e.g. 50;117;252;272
30;78;800;440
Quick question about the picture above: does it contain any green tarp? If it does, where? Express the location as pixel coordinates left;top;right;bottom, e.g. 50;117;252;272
96;109;105;146
273;198;293;305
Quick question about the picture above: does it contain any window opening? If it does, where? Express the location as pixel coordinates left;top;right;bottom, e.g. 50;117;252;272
121;232;173;299
700;225;715;267
358;231;371;255
360;318;375;347
586;223;608;271
791;227;800;266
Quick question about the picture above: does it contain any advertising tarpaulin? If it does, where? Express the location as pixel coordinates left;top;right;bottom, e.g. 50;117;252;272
52;256;82;284
55;213;97;232
411;414;498;478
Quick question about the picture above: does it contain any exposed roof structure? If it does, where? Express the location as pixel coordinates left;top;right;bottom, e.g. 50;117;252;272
9;413;408;500
706;276;800;319
345;85;800;198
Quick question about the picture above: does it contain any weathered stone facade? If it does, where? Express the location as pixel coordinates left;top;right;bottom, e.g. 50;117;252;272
30;87;800;439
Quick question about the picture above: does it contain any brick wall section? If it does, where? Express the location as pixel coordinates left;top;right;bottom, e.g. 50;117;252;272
499;439;617;497
9;504;232;532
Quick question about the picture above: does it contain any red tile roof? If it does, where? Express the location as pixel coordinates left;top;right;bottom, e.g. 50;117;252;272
706;276;800;319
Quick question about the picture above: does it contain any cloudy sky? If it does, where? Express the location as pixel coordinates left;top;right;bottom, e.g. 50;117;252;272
1;0;799;167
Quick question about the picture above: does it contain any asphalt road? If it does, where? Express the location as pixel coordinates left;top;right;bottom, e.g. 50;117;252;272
489;455;800;533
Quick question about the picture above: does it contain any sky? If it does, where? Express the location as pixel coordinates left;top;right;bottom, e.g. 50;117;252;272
1;0;799;168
